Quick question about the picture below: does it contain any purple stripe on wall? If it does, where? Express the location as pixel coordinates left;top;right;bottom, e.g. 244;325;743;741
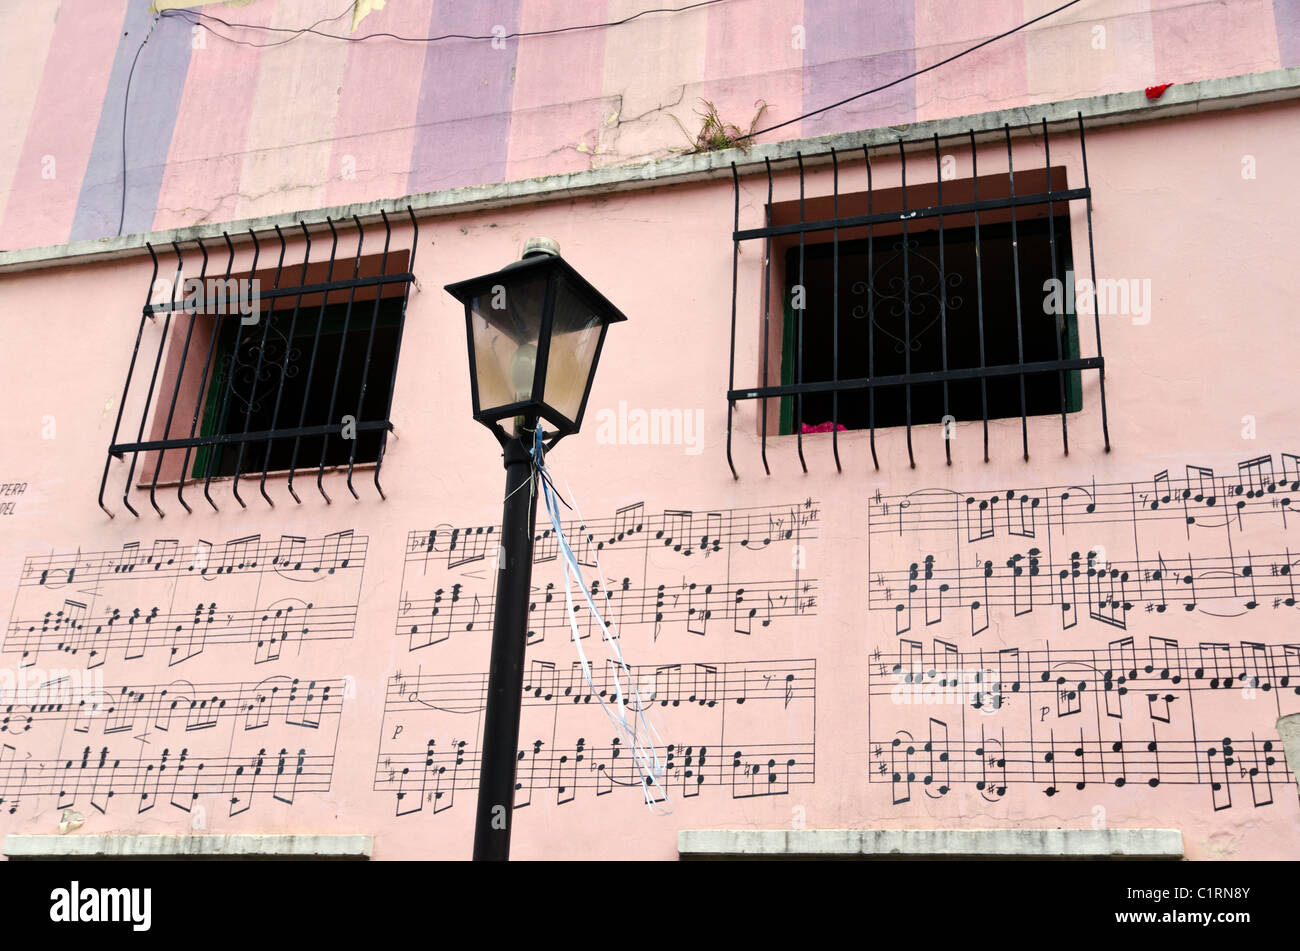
801;0;916;136
1276;0;1300;67
407;0;521;195
69;0;192;241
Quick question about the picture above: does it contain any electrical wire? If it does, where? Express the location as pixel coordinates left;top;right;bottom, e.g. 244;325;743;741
110;0;724;238
117;16;157;238
160;0;727;49
157;3;358;51
117;0;1079;238
741;0;1084;140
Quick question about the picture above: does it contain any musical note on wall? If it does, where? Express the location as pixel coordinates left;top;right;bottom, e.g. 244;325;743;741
397;501;819;650
868;454;1300;816
374;658;815;814
0;674;343;819
7;531;367;669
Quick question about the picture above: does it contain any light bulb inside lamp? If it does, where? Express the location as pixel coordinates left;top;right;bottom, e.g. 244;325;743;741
506;342;539;437
509;342;538;404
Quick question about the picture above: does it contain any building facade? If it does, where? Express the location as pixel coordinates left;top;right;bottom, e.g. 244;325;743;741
0;0;1299;860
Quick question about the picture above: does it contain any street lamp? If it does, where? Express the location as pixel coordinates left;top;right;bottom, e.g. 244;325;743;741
444;237;627;861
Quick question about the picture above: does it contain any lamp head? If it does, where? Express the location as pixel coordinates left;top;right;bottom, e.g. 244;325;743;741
444;241;627;445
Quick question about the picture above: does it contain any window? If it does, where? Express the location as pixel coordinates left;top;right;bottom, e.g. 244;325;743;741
194;294;404;479
724;119;1110;476
778;212;1081;434
100;209;418;517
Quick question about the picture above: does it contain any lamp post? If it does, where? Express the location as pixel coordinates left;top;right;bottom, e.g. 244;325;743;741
444;238;628;861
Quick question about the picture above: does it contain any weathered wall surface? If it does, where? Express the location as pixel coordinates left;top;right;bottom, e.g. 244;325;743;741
0;101;1297;858
2;0;1299;250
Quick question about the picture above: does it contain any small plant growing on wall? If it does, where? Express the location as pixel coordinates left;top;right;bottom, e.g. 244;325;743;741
670;98;769;154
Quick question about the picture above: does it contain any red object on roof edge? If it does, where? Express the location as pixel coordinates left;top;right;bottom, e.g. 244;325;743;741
1145;83;1173;100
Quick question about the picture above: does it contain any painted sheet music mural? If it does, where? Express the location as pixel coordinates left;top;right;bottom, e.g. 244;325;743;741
0;531;362;822
868;453;1300;815
374;659;815;814
381;500;819;815
397;500;819;647
0;675;344;819
8;530;364;668
3;454;1295;855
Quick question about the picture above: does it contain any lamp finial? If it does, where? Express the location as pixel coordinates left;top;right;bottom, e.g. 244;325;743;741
521;236;560;259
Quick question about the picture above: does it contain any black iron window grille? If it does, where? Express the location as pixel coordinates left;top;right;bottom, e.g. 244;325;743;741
100;208;418;517
725;116;1110;477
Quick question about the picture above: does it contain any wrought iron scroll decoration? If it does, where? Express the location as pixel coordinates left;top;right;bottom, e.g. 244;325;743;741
851;238;965;356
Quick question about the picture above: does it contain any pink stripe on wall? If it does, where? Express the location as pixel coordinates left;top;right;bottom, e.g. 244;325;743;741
1149;0;1281;82
1022;0;1154;104
324;0;436;208
504;0;610;181
151;0;277;232
700;0;803;146
599;0;709;162
0;0;60;232
913;0;1028;121
0;0;129;250
233;0;351;222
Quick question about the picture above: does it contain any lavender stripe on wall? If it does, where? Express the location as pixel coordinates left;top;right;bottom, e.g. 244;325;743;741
407;0;521;195
69;0;193;242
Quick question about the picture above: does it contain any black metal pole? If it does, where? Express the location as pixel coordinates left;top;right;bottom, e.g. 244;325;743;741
473;429;538;861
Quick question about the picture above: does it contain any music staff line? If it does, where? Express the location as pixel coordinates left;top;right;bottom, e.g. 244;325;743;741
374;740;815;814
398;578;818;646
19;530;366;589
405;500;820;571
870;724;1284;811
0;746;333;817
870;454;1300;540
384;659;815;714
871;635;1300;703
871;548;1300;634
1;676;345;734
6;599;351;667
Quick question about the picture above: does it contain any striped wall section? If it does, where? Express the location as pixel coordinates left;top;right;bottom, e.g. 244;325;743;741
0;0;1292;251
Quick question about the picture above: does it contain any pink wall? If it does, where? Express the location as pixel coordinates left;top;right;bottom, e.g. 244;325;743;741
0;102;1297;858
0;0;1296;250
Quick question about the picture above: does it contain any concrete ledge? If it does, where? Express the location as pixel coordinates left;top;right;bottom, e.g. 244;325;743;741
2;67;1298;274
3;833;373;860
678;829;1184;860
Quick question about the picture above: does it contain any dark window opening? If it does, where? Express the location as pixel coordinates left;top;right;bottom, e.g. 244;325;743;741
780;215;1080;435
195;296;403;478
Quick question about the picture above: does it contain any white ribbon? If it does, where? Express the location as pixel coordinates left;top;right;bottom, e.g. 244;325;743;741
531;427;669;811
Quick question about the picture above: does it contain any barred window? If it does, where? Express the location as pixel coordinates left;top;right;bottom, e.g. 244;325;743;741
195;293;405;479
100;209;417;517
725;118;1109;476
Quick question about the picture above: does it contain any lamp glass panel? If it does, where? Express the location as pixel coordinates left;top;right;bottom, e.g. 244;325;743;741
467;273;548;412
543;275;605;423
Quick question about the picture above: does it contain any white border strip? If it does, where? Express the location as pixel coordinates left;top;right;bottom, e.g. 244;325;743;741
2;67;1298;274
677;828;1184;859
